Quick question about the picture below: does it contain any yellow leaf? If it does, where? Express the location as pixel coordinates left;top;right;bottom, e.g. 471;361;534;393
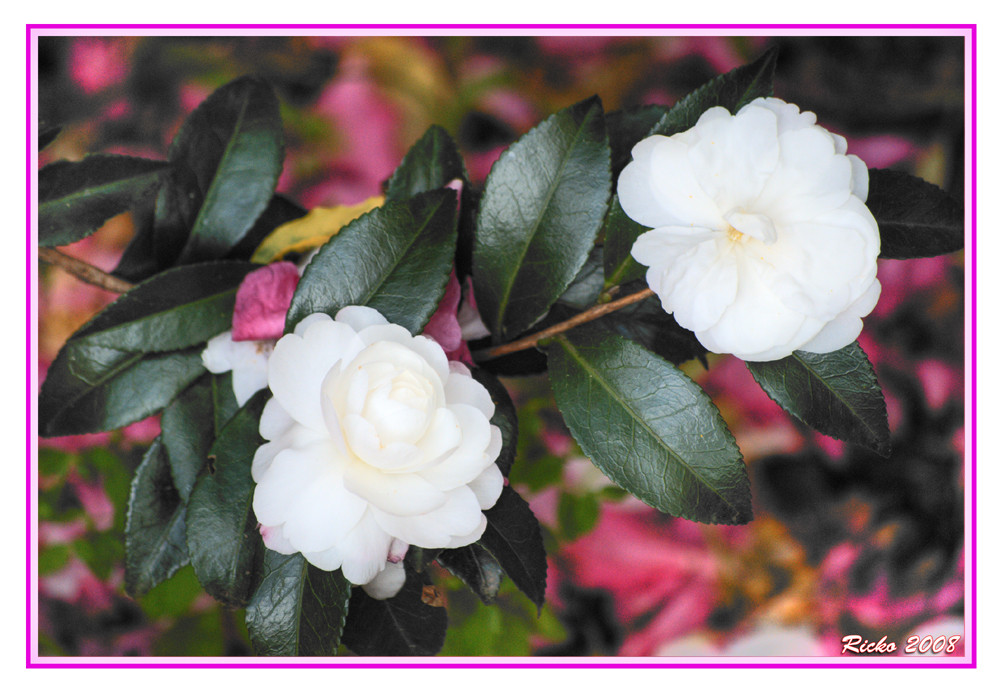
251;196;385;264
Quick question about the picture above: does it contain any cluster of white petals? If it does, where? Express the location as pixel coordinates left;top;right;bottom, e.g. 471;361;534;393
202;332;273;406
618;97;881;361
250;306;504;594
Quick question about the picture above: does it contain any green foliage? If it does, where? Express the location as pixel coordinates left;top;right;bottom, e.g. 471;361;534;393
747;342;891;456
187;392;268;607
549;327;752;525
385;124;467;202
245;550;352;656
472;96;612;341
171;76;285;263
39;155;170;248
124;438;190;596
286;189;458;334
649;46;778;136
866;168;965;259
340;567;447;656
479;486;548;613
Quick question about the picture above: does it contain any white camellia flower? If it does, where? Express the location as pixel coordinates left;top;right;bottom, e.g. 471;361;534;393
201;332;273;406
251;306;504;597
618;97;881;362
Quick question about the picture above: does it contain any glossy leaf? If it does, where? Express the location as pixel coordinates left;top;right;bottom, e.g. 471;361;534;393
245;550;352;656
286;189;458;334
478;486;547;613
747;342;891;456
161;376;215;503
229;194;307;261
438;543;504;605
473;96;612;340
69;261;255;352
38;155;170;248
601;195;649;289
39;346;204;437
470;368;518;477
606;104;667;181
171;76;285;263
341;567;447;656
385;124;467;202
124;437;190;596
648;46;778;137
187;391;268;607
548;327;752;524
866;168;964;258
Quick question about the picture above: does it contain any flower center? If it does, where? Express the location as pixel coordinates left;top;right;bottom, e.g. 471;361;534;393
723;210;778;245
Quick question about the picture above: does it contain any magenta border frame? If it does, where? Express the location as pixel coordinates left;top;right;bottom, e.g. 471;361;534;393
25;23;977;670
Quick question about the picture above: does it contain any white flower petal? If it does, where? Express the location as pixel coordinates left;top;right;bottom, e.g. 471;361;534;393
361;560;406;600
618;97;880;362
338;512;394;585
467;461;504;509
334;305;389;332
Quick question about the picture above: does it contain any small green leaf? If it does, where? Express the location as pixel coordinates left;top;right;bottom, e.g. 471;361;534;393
124;437;190;596
866;168;964;259
171;76;285;263
39;346;205;437
245;550;352;656
39;155;170;248
606;104;667;182
548;327;751;524
341;567;447;656
470;368;518;477
649;46;778;137
187;391;268;607
286;189;458;334
556;492;601;541
438;543;504;605
69;261;256;353
601;195;649;289
478;486;547;613
747;342;891;456
161;376;215;502
473;96;612;341
39;124;62;151
385;124;467;202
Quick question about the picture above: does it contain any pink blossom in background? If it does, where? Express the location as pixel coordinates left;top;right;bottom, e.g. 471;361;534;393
39;558;117;614
550;505;748;656
872;256;951;319
304;59;402;206
422;273;464;354
232;262;300;342
68;38;130;95
844;134;919;170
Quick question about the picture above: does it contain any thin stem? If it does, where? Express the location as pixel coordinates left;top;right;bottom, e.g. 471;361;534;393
474;287;655;361
39;247;134;294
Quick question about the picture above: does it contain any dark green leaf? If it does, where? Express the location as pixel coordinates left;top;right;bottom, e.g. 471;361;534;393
747;342;891;456
341;567;447;656
437;543;503;605
161;375;215;502
866;168;964;258
171;76;285;263
470;368;518;477
124;437;190;596
602;195;649;289
211;372;242;435
606;104;667;182
601;295;707;366
39;124;62;151
245;550;352;656
649;46;778;137
187;391;268;607
39;155;170;248
473;96;612;340
478;486;547;613
385;124;467;202
286;189;458;334
39;346;204;437
548;327;751;524
228;194;307;261
71;261;255;353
